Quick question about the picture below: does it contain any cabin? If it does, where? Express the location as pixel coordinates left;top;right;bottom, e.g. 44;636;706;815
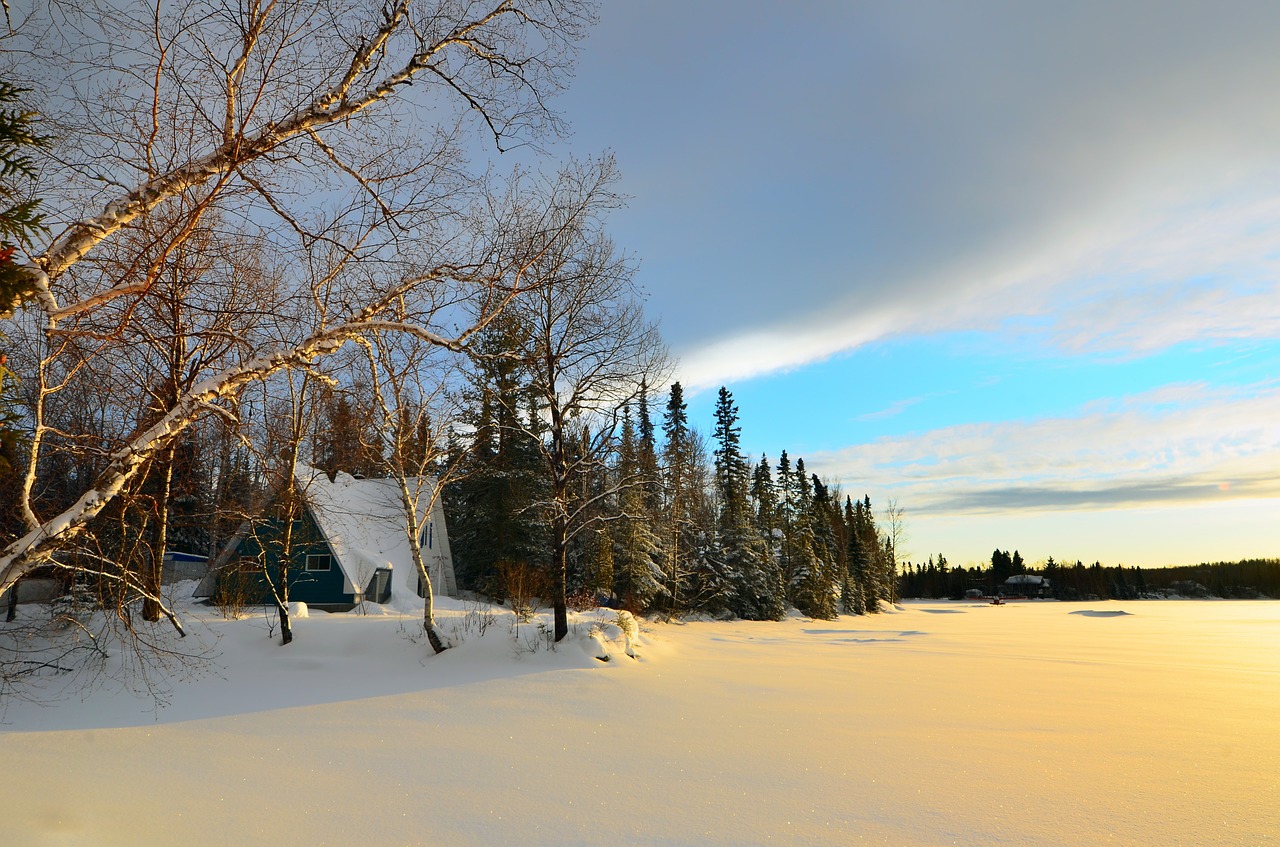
195;466;457;611
162;551;209;584
1001;573;1052;599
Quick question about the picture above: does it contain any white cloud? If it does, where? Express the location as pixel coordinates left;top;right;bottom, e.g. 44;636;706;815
675;171;1280;391
807;381;1280;516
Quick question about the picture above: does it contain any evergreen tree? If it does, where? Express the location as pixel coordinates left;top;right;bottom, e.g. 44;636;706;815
710;388;783;620
775;450;795;591
581;524;614;600
443;319;549;597
612;407;664;609
1044;555;1061;599
0;81;48;317
787;459;833;618
799;474;841;619
313;390;384;480
749;454;777;538
661;382;698;611
0;82;46;540
992;548;1014;590
841;496;866;614
636;377;661;514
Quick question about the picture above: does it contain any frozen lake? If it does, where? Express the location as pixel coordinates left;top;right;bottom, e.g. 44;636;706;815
3;599;1277;846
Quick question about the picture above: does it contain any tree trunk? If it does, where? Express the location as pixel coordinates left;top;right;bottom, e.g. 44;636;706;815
274;482;296;646
552;518;569;642
278;597;293;645
402;483;448;655
142;453;174;622
425;620;448;654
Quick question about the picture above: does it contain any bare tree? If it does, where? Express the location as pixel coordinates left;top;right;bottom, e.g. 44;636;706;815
0;0;598;609
505;158;668;641
358;330;461;653
881;497;907;605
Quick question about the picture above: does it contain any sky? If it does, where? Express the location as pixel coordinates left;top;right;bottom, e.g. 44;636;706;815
510;1;1280;570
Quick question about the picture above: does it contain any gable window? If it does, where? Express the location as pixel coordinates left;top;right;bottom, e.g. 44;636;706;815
420;522;433;550
305;553;332;572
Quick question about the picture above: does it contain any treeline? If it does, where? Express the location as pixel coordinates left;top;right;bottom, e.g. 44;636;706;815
901;553;1280;600
445;351;899;621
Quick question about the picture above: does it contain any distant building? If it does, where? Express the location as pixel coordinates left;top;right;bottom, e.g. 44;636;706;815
1168;580;1210;598
1001;574;1051;598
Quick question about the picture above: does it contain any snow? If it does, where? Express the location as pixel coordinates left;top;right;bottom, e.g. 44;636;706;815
294;466;456;601
2;597;1278;846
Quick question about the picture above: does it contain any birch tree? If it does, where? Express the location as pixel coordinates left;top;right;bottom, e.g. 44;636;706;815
0;0;596;608
359;330;459;653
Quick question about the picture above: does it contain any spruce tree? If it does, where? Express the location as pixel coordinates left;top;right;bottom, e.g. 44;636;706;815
612;407;664;609
787;460;837;619
856;495;885;612
750;454;777;538
0;82;46;539
443;319;549;596
775;450;795;591
661;382;696;611
583;524;614;601
711;388;783;620
0;81;47;317
636;377;661;514
844;496;869;614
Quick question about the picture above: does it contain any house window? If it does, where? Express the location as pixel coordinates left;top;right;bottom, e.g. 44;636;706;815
305;553;332;572
420;522;433;550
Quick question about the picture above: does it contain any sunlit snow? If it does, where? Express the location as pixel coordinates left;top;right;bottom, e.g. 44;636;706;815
2;595;1277;846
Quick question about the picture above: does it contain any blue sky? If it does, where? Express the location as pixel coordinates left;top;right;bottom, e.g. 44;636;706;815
515;1;1280;568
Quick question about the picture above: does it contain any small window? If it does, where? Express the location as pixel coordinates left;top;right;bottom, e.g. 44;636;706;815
427;522;433;550
305;553;332;572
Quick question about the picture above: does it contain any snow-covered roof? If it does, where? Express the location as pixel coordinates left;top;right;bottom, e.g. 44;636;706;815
1004;574;1047;585
296;466;455;602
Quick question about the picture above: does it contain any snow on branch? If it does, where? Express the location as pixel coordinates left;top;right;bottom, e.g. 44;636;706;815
0;301;477;597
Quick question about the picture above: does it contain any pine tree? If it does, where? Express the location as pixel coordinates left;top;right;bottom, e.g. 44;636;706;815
749;454;777;537
788;461;837;618
661;382;697;611
805;474;841;618
582;524;614;600
857;495;885;612
636;377;661;514
443;319;549;597
612;407;664;609
313;391;384;480
0;81;48;317
710;388;783;620
992;549;1014;590
840;497;866;614
0;82;46;540
846;496;876;614
775;450;795;591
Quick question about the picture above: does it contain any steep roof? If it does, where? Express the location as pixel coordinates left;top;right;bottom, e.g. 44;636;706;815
1004;574;1047;585
296;466;456;602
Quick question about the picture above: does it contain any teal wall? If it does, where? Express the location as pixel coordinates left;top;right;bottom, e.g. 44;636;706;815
225;508;355;606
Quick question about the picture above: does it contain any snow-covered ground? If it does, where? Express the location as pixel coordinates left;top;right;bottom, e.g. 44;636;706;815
2;596;1277;846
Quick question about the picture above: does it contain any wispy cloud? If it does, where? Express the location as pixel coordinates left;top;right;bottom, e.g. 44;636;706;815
808;381;1280;516
675;173;1280;393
